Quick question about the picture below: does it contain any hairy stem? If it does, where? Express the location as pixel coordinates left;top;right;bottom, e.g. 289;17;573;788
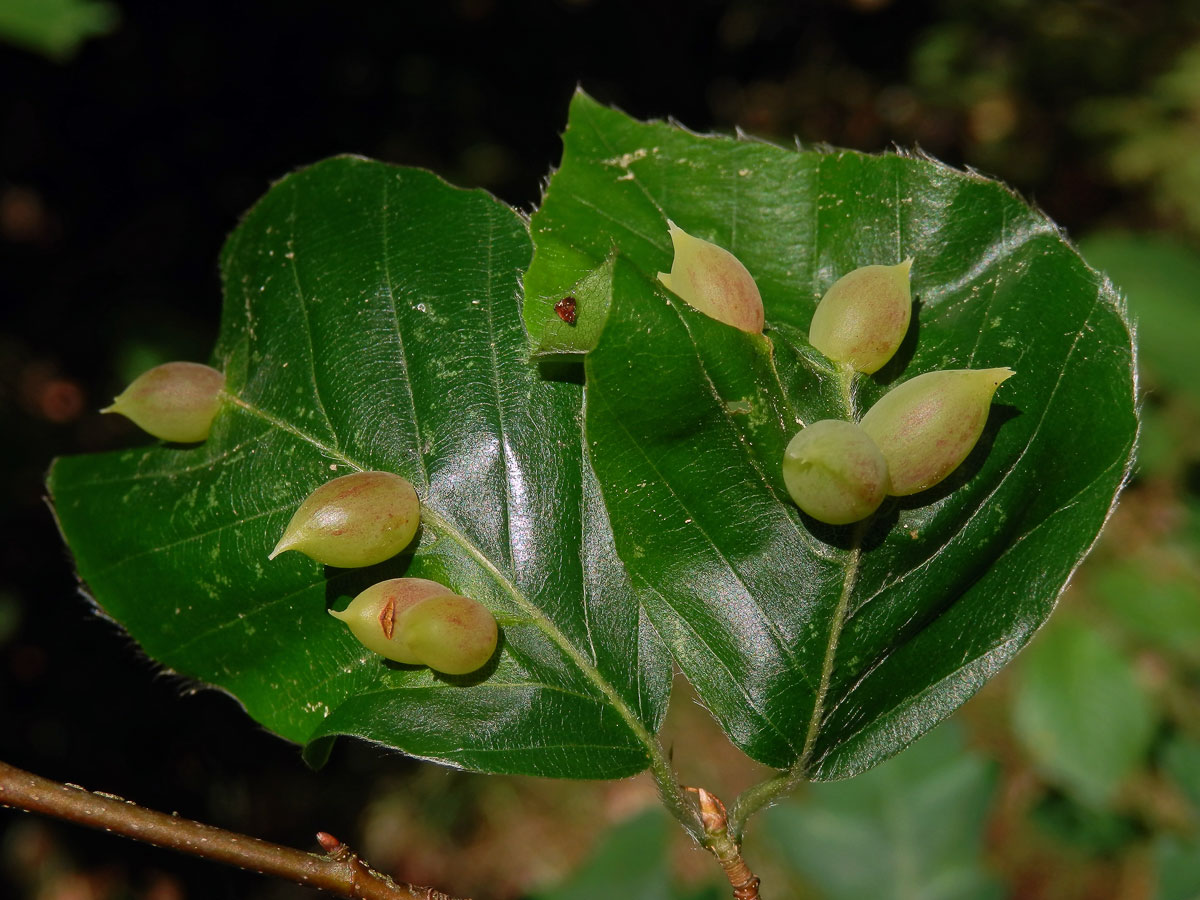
650;748;705;842
0;759;464;900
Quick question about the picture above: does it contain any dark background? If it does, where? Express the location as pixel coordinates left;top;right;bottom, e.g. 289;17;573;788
2;1;1196;897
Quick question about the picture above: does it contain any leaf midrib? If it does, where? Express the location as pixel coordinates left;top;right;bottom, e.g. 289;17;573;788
220;390;663;762
379;175;432;488
588;375;800;754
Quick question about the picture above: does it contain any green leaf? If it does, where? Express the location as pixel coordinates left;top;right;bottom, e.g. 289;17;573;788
764;722;1003;900
1012;621;1158;807
526;91;1137;775
530;255;616;357
1163;735;1200;814
49;157;671;778
1076;231;1200;401
1155;835;1200;900
0;0;118;60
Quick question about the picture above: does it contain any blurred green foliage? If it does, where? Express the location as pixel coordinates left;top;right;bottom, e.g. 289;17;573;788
531;808;720;900
1013;622;1159;808
1154;835;1200;900
0;0;117;61
763;723;1001;900
1094;556;1200;667
1156;737;1200;899
1079;46;1200;237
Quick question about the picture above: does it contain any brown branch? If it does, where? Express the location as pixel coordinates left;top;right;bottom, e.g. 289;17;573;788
686;787;760;900
0;759;468;900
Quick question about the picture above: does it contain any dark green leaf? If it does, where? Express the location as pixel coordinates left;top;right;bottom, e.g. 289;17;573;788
1012;621;1158;807
49;158;671;778
526;91;1137;775
764;722;1002;900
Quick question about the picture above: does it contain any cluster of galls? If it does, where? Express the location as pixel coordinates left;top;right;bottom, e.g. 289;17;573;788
103;365;498;675
657;224;1014;526
105;221;1013;674
269;471;497;675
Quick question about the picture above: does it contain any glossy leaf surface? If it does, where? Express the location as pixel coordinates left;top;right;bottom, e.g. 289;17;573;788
526;92;1137;774
49;157;670;778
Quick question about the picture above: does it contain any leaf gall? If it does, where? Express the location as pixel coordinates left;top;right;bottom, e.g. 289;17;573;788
330;577;499;675
270;470;420;568
783;419;890;524
809;260;913;374
102;362;225;443
860;367;1016;496
657;220;764;333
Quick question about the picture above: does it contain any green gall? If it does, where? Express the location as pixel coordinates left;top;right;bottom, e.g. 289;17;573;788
398;594;500;676
657;220;764;333
809;260;913;374
860;367;1016;496
269;470;420;568
329;577;499;675
328;577;445;663
782;419;889;525
102;361;225;443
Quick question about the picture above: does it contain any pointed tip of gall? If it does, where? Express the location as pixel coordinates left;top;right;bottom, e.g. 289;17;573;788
267;536;292;561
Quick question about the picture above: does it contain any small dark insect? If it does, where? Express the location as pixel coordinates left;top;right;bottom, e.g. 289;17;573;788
554;295;578;326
